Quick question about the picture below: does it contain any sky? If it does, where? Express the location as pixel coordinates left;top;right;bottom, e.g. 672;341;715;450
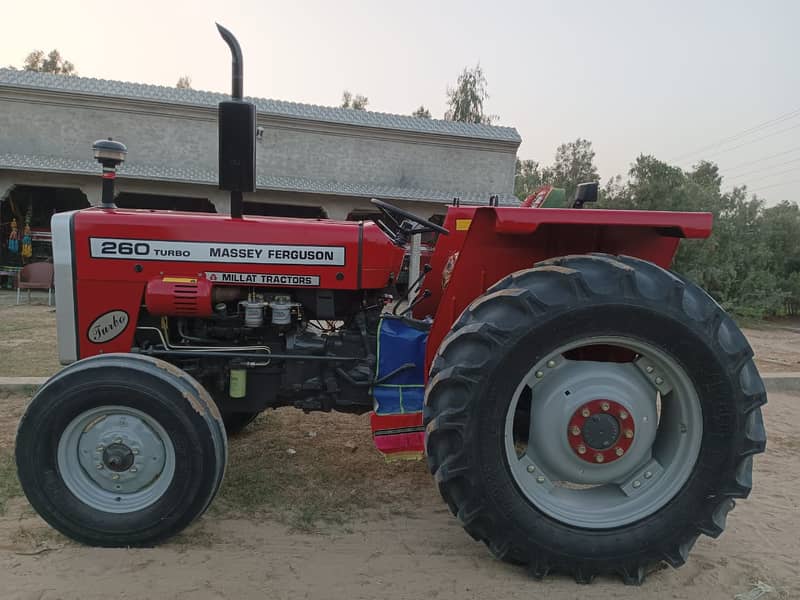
1;0;799;204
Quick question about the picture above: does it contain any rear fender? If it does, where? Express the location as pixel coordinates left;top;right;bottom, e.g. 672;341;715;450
418;206;712;375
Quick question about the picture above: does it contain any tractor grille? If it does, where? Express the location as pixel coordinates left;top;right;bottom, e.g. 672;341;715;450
173;283;200;315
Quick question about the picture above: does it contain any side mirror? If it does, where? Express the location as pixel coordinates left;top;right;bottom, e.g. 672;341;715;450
572;182;599;208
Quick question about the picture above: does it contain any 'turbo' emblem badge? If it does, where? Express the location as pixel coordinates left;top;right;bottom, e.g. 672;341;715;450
88;310;129;344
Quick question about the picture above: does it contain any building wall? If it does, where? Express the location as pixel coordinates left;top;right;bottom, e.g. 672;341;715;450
0;88;518;199
0;169;450;222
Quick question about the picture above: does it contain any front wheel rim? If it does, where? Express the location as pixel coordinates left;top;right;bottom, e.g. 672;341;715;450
57;405;176;514
503;336;703;529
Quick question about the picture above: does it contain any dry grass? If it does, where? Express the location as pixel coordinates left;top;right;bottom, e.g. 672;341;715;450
0;291;433;531
215;408;431;531
0;294;61;377
0;391;26;515
0;451;21;515
0;393;432;531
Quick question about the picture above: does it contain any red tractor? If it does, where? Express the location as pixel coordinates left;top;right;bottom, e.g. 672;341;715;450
15;26;766;584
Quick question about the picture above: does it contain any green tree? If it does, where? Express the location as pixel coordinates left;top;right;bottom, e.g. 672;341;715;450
23;49;76;75
600;154;784;317
515;143;799;318
762;200;800;311
445;63;495;124
412;105;431;119
341;90;368;110
514;158;544;199
176;76;192;89
515;139;600;202
548;139;600;199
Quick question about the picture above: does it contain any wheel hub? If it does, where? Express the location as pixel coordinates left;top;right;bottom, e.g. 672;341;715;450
57;406;176;513
102;443;135;472
567;399;635;464
581;413;620;449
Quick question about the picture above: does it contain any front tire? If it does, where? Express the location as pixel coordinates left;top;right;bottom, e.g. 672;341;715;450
424;255;766;583
16;354;227;547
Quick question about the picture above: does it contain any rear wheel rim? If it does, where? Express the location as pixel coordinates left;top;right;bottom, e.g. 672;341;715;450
503;336;703;529
57;405;176;514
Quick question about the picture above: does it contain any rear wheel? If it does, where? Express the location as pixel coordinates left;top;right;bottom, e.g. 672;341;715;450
16;354;227;547
424;255;766;583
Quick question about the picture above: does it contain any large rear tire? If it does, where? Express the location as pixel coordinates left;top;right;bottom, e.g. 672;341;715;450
424;255;766;583
16;354;227;547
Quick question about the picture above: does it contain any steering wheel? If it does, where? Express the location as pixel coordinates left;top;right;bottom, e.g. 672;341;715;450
370;198;449;240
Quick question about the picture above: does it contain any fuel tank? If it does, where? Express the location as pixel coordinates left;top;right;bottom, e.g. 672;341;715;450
72;208;404;290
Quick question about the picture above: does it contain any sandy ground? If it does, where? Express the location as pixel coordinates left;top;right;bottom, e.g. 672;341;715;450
0;390;798;600
1;294;799;598
742;319;800;372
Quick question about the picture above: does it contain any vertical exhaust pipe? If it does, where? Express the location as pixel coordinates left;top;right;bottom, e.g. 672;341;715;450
217;23;244;99
216;24;256;219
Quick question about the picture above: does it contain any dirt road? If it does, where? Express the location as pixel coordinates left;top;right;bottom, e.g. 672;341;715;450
1;390;798;600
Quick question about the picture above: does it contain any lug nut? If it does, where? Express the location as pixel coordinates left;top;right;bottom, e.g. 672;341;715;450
581;408;591;418
624;429;634;439
632;480;642;489
535;371;544;379
536;476;545;484
114;438;122;444
644;471;653;479
96;464;104;470
546;360;556;368
645;366;654;373
615;447;624;457
577;445;586;454
132;449;140;455
655;376;664;385
570;425;581;436
619;410;628;420
595;454;604;463
527;465;536;473
112;474;120;480
601;402;610;411
130;467;138;473
96;445;104;452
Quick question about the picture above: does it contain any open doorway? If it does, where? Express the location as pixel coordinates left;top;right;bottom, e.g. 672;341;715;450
115;193;216;212
243;202;326;219
1;185;89;269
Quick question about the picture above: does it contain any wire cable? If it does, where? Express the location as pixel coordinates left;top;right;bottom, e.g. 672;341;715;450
726;156;800;182
682;122;800;164
719;145;800;173
729;165;800;186
671;106;800;163
745;177;800;194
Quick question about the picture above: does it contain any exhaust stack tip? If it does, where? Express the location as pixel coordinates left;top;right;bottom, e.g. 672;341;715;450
216;23;243;100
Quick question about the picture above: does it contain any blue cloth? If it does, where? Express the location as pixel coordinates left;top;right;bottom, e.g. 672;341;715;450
373;316;428;415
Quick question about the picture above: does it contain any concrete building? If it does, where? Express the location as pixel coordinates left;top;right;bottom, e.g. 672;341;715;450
0;68;520;263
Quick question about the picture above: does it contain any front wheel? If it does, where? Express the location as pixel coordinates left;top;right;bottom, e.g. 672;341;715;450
16;354;227;547
424;255;766;583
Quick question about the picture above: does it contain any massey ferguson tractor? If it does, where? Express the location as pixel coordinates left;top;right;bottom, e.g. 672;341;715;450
15;25;766;585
